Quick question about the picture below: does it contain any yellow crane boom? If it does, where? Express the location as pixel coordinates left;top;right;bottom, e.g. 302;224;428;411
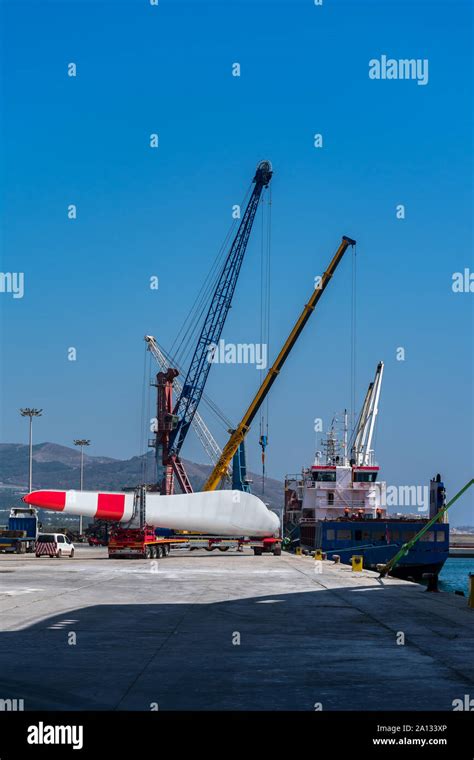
203;235;356;492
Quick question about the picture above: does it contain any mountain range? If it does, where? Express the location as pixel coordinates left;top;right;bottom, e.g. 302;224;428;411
0;442;284;508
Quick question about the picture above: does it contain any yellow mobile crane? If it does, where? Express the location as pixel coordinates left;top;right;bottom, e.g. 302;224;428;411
203;235;356;492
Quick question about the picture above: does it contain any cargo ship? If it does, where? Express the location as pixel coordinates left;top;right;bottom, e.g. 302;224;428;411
283;362;449;579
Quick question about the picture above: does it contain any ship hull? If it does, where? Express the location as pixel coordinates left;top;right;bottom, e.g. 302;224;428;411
294;519;449;578
387;562;446;581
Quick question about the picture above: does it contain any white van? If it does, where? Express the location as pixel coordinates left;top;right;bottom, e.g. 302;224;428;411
36;533;75;558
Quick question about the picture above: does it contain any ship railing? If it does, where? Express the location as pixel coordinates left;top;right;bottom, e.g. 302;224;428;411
307;499;371;510
299;516;371;523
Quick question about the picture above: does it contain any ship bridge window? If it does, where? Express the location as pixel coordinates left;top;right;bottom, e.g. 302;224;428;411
420;531;435;542
327;492;334;505
353;471;378;483
436;529;447;542
313;471;336;482
336;529;351;540
325;529;335;541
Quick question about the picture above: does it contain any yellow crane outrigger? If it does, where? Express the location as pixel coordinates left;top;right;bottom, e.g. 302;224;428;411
203;235;356;492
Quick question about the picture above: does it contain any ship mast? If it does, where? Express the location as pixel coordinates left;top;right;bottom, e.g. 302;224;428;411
320;417;344;465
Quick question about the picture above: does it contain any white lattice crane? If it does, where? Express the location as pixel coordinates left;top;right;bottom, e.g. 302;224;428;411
144;335;231;477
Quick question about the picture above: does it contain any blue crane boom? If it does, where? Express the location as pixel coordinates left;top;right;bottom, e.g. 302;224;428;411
169;160;273;458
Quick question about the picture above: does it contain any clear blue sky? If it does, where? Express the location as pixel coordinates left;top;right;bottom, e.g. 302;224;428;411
1;0;473;524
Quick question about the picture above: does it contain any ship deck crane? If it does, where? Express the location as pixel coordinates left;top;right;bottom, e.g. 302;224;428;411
350;360;384;466
203;235;356;492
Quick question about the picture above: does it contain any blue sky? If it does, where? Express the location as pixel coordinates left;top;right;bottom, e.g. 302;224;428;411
0;0;473;523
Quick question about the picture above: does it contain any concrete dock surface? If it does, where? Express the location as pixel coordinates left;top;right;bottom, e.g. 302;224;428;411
0;547;472;711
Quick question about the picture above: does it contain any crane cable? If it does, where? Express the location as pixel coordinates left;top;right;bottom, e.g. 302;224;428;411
145;178;258;476
159;183;254;439
170;182;253;371
157;343;234;431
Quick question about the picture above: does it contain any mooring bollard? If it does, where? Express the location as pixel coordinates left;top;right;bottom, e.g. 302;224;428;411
314;549;323;561
469;573;474;609
422;572;439;592
351;555;363;572
332;554;341;564
295;547;302;556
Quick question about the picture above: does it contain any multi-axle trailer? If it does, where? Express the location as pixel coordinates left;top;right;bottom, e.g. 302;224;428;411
107;524;281;559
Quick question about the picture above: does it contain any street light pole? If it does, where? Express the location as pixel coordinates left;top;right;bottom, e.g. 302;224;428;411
80;446;84;492
73;439;90;536
19;408;43;493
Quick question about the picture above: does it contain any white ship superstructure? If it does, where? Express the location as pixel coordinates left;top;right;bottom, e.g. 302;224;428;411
286;362;387;524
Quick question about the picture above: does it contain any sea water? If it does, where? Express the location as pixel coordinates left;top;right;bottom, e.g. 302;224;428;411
438;557;474;595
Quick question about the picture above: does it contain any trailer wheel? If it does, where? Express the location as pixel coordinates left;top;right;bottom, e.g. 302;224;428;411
218;546;229;552
273;546;282;556
70;549;75;559
155;546;162;558
164;545;170;556
144;546;152;559
253;547;263;556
